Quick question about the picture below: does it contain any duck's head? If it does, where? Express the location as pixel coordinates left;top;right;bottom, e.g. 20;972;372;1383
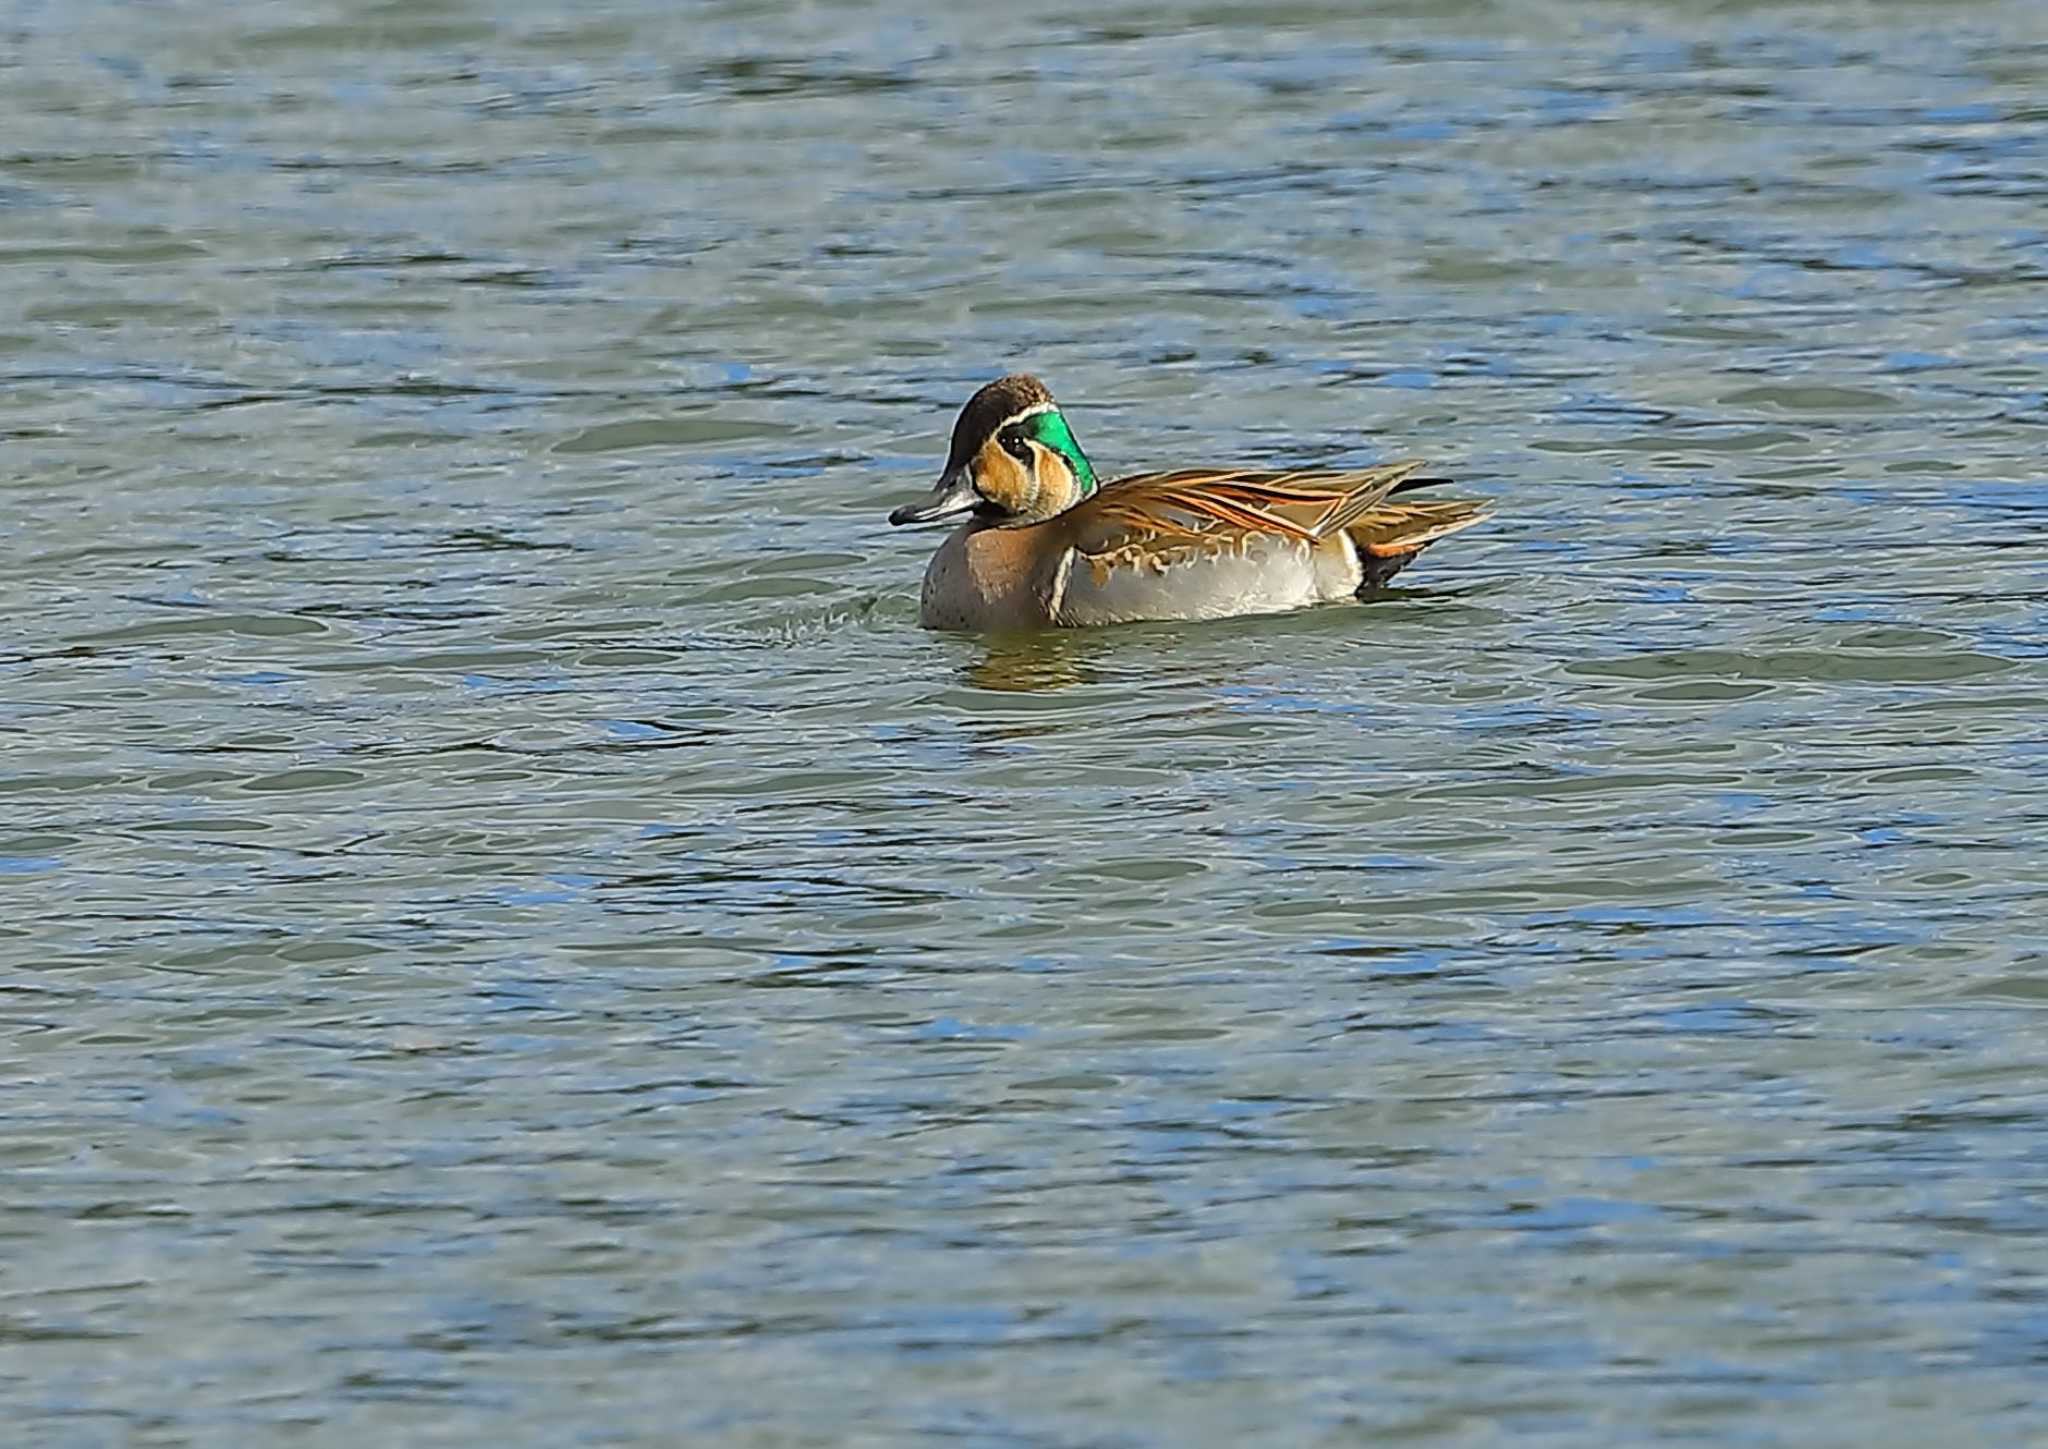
889;373;1100;529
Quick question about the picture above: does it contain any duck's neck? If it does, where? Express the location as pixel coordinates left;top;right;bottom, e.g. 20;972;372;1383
1034;411;1099;496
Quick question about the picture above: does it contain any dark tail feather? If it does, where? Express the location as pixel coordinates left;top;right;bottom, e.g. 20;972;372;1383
1347;499;1490;594
1358;550;1421;589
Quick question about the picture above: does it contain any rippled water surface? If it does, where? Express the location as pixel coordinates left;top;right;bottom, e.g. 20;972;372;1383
6;0;2048;1443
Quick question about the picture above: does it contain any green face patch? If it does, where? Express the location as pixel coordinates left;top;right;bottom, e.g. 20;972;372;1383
1026;408;1098;496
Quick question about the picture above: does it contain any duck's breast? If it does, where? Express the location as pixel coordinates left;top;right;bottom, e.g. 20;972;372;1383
918;523;1064;630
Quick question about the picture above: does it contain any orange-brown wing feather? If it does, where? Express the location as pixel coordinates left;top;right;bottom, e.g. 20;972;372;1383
1074;462;1433;552
1345;500;1492;557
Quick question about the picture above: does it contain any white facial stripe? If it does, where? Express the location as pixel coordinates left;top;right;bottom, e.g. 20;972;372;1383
994;402;1054;434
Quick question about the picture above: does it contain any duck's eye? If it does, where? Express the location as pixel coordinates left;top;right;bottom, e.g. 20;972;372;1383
1000;431;1033;463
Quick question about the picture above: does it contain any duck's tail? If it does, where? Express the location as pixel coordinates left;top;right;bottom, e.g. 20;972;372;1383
1345;496;1490;591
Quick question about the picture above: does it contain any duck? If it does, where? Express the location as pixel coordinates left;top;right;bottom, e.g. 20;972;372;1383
888;373;1488;630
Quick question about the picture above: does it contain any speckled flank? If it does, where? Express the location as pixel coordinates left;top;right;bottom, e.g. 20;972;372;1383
1057;531;1347;625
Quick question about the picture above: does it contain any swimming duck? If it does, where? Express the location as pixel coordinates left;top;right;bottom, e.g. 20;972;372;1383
888;374;1487;630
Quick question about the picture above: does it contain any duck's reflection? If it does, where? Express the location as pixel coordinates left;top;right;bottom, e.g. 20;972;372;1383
960;631;1094;693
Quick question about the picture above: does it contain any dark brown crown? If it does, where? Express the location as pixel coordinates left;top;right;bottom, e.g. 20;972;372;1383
945;373;1055;472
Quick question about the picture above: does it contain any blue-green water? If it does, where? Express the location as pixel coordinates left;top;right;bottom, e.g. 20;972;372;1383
5;1;2047;1444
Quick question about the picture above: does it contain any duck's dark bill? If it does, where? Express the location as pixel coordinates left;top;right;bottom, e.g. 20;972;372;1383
888;472;980;526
